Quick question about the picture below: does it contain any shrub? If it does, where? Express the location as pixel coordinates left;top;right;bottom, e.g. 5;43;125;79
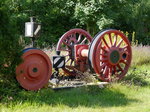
123;68;150;86
0;1;22;82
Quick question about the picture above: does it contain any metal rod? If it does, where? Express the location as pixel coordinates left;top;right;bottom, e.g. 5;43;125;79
30;17;36;22
32;37;36;47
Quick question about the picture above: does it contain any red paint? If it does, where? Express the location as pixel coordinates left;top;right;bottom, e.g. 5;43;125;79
92;30;132;81
56;29;92;76
75;45;89;72
16;49;52;90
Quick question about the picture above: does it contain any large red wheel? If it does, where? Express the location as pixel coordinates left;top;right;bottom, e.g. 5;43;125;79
89;29;132;81
56;28;92;76
16;49;52;90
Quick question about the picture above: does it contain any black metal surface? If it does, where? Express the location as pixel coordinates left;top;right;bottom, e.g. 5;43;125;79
53;55;65;68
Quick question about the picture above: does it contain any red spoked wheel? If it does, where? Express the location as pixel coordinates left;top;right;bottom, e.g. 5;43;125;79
89;29;132;81
56;28;92;76
16;49;52;90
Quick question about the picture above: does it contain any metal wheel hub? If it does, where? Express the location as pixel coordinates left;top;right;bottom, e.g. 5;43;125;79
28;63;40;78
109;48;120;65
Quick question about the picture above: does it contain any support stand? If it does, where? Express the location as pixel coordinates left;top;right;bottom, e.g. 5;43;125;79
31;37;36;48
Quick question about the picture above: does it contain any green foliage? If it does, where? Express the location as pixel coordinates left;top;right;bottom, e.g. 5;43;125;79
123;68;150;86
5;0;78;48
2;0;150;47
0;1;22;78
133;0;150;45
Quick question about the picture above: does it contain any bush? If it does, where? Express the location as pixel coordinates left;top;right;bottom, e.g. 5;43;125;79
123;68;150;86
0;1;22;81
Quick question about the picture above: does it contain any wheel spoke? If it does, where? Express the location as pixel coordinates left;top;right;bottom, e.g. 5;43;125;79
103;66;109;78
109;67;112;77
100;53;107;57
101;63;106;69
108;34;113;46
65;58;71;63
77;34;82;43
103;66;107;75
102;37;110;49
122;45;128;51
107;67;112;79
101;47;108;52
63;40;69;46
100;58;107;62
72;33;76;38
113;35;118;47
121;60;128;65
70;60;73;66
117;39;123;48
117;64;123;72
80;38;87;44
113;66;116;74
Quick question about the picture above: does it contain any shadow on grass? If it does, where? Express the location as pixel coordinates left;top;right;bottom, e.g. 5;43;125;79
1;86;138;108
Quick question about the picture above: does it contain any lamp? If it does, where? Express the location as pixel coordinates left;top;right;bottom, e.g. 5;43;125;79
25;17;41;47
25;17;41;38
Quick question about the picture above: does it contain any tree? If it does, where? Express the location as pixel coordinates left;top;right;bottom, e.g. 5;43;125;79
0;0;22;77
131;0;150;44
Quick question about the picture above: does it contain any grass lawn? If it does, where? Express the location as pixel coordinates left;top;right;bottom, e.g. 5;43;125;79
0;80;150;112
0;46;150;112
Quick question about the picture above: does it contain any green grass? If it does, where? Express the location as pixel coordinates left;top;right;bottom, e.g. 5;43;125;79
0;45;150;112
0;83;150;112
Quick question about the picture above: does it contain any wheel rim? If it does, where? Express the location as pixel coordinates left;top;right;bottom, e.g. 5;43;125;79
89;29;132;81
56;28;92;75
16;49;52;90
